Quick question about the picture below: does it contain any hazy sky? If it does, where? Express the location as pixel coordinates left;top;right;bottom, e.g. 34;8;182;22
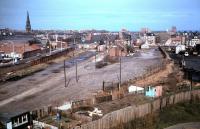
0;0;200;31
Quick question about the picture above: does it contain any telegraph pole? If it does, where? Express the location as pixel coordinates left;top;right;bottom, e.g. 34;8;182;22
95;51;97;69
9;41;15;64
61;42;63;51
47;34;52;55
12;42;15;64
119;55;122;89
50;40;52;55
63;60;71;88
73;36;75;58
73;33;78;83
76;60;78;82
64;60;67;87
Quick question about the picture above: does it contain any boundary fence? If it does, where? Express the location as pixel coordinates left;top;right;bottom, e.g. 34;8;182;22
73;90;200;129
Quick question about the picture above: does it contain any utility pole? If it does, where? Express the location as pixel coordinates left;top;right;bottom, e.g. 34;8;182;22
73;33;78;83
73;34;75;58
61;42;63;51
76;60;78;82
64;60;67;87
12;42;15;64
119;55;122;89
50;40;52;55
47;34;52;55
23;43;25;54
9;41;15;64
95;51;97;69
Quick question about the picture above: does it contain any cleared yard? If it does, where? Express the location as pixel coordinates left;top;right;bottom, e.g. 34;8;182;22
0;48;163;117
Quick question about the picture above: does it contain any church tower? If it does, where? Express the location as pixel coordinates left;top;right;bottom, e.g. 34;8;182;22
26;11;31;33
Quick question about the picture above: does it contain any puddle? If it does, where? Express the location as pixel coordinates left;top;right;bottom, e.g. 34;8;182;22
51;69;60;73
28;78;36;81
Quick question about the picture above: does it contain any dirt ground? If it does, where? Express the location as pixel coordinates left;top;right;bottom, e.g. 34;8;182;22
0;49;163;118
96;94;150;114
93;62;174;114
134;62;174;86
134;60;187;94
94;60;187;115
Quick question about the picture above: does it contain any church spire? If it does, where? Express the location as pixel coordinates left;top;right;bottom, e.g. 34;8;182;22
26;11;31;33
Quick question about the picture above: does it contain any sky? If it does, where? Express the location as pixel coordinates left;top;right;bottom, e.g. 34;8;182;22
0;0;200;31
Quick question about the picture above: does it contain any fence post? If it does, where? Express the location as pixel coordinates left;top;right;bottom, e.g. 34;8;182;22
103;81;105;91
160;97;162;111
117;83;120;91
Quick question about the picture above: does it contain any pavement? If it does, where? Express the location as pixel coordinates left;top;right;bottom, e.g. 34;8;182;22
0;48;163;118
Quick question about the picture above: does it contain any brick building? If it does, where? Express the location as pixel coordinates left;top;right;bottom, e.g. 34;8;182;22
108;45;127;57
0;40;42;59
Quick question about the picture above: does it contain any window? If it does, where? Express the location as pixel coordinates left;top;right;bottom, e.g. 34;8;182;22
13;119;18;126
23;115;27;122
14;119;18;124
19;117;22;123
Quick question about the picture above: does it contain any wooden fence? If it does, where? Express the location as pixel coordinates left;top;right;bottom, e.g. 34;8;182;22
102;59;167;94
73;90;200;129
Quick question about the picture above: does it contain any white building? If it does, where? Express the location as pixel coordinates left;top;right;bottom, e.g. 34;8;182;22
165;37;182;46
128;85;144;93
176;45;186;54
141;40;150;49
189;36;200;47
78;43;97;49
143;33;156;46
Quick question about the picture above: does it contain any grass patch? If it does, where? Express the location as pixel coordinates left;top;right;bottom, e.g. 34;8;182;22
156;102;200;129
111;102;200;129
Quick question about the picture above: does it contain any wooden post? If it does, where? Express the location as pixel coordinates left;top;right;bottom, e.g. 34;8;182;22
103;81;105;91
64;60;67;87
119;56;122;89
190;72;193;91
95;51;97;69
76;60;78;83
117;83;120;91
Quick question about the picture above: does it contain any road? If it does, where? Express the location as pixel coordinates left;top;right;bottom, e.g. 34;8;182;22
0;48;163;118
169;52;200;81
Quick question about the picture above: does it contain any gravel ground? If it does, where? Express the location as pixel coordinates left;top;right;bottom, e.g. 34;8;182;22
0;48;163;117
